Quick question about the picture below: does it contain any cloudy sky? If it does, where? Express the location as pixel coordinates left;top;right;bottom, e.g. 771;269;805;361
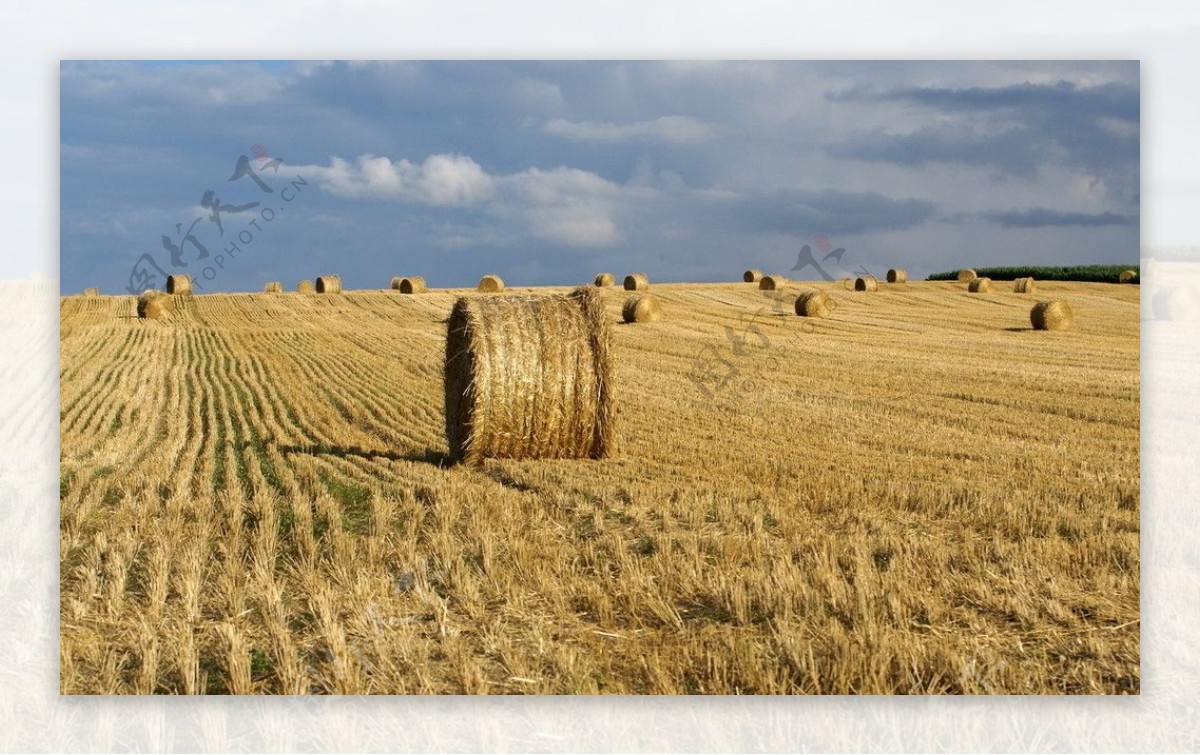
60;60;1139;294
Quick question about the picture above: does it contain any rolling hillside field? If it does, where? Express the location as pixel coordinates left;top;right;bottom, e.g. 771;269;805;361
59;280;1140;694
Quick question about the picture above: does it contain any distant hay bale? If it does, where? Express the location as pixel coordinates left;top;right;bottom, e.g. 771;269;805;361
1031;300;1074;331
886;268;908;284
795;290;835;318
957;269;978;282
444;286;614;464
263;281;283;293
136;290;174;320
82;287;100;296
1013;277;1037;294
624;273;650;291
1119;269;1138;284
968;277;993;293
743;269;763;283
758;275;786;291
166;274;192;295
854;276;878;292
394;276;428;294
477;274;505;293
315;275;342;294
593;273;615;287
296;280;314;293
622;294;662;323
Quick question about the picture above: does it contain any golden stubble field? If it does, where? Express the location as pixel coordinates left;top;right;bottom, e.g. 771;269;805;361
59;279;1140;694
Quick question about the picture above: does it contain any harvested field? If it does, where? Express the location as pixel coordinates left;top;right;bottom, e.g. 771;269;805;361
59;280;1139;695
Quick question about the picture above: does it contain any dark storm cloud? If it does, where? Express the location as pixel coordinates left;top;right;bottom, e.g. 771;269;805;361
984;208;1133;228
714;189;936;236
826;80;1139;202
828;126;1044;178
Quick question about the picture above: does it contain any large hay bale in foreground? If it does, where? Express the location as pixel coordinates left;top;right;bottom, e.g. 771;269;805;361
166;274;192;295
444;287;615;464
1119;269;1139;284
743;269;763;283
263;281;283;293
394;276;428;294
82;288;100;296
854;276;879;292
795;290;835;318
136;290;174;320
296;280;314;293
593;273;615;287
886;268;908;284
1013;277;1037;294
478;275;505;293
624;273;650;291
316;275;342;294
1031;300;1074;331
758;275;786;291
968;277;993;293
957;269;978;282
622;294;662;323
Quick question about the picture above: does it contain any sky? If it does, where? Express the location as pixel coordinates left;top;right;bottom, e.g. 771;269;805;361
59;60;1140;294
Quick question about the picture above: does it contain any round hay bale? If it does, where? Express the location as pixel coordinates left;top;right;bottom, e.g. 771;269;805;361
957;269;978;282
444;286;615;464
593;273;615;287
1012;277;1037;294
1119;269;1139;284
136;290;174;320
968;277;993;293
315;275;342;294
82;287;100;297
1031;300;1074;331
263;281;283;293
478;274;505;293
795;290;835;318
1152;286;1200;322
296;280;314;293
886;268;908;284
743;269;763;283
395;276;427;294
758;275;786;291
622;294;662;323
854;276;878;292
166;274;192;295
624;273;650;291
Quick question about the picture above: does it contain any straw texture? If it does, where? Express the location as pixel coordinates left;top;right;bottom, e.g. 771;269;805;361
444;286;615;464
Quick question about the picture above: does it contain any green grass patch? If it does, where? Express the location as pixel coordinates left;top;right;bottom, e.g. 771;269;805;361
320;475;373;535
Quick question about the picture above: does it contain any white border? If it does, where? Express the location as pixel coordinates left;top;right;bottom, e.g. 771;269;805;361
6;1;1200;751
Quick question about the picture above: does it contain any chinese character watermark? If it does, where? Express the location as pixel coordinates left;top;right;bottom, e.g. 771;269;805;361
126;146;308;294
687;233;881;406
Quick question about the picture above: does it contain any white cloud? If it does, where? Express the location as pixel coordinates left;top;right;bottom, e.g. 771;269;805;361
297;153;655;248
541;115;717;144
495;166;631;246
307;153;494;206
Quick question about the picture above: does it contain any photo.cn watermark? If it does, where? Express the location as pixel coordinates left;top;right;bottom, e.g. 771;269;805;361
126;145;308;294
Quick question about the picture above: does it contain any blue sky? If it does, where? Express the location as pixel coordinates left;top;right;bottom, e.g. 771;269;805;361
59;60;1139;294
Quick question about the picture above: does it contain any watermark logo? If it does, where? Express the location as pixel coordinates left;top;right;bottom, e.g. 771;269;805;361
791;233;847;281
687;234;879;406
126;146;308;295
